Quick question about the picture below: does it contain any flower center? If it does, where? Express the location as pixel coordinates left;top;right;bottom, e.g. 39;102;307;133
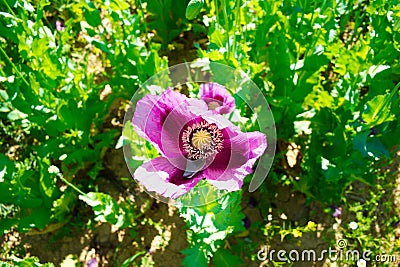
181;120;223;160
191;129;212;149
207;101;221;110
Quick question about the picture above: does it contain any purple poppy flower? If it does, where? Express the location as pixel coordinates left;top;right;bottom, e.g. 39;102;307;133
199;82;236;114
55;20;65;31
331;206;342;218
86;258;98;267
132;84;267;199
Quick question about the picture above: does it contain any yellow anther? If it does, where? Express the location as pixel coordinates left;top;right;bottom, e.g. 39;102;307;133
191;129;212;150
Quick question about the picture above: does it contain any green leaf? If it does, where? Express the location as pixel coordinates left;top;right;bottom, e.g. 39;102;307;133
190;184;221;215
0;153;15;181
185;0;204;20
209;27;227;48
79;192;123;226
181;245;208;267
321;157;340;182
53;188;77;222
0;11;20;21
39;171;56;198
58;104;75;128
32;207;52;229
85;36;114;54
84;6;101;27
0;89;9;100
179;190;245;265
213;248;243;266
362;83;399;127
210;61;235;85
0;218;18;235
362;94;394;127
7;109;28;120
214;191;245;231
0;182;13;201
353;131;389;158
366;137;390;158
19;196;43;209
18;206;51;230
321;127;346;159
303;89;335;110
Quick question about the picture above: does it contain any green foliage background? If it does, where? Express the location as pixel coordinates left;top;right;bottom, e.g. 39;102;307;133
0;0;399;266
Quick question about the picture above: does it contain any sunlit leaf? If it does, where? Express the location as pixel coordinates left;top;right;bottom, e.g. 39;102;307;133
186;0;204;20
181;245;208;267
362;95;394;127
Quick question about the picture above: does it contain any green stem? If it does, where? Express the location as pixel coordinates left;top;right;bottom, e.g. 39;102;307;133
214;0;219;26
377;81;400;115
389;81;400;98
184;59;194;84
232;0;241;58
0;46;30;87
59;175;87;196
365;81;400;127
0;65;6;76
295;28;322;92
1;0;15;16
137;0;152;49
220;0;230;61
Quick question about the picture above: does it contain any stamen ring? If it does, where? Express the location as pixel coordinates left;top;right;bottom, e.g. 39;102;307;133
181;120;223;160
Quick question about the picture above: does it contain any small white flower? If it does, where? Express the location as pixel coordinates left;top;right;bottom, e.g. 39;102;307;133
267;214;273;221
48;165;60;174
357;258;367;267
349;221;358;230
